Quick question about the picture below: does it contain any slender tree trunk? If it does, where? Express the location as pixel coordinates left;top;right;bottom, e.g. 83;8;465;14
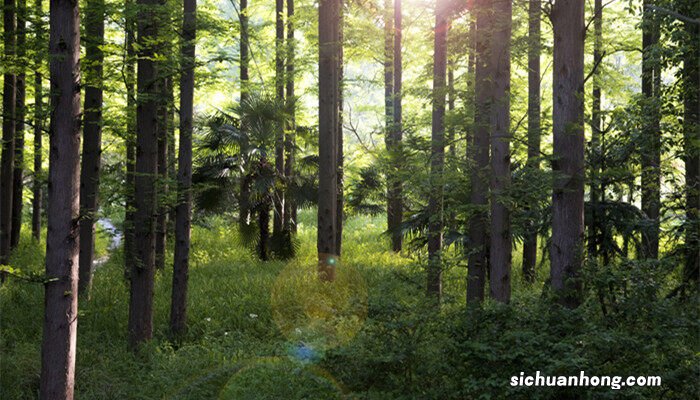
427;0;447;300
39;0;81;394
682;16;699;284
31;0;43;241
124;0;136;279
336;5;344;256
78;0;105;296
317;0;341;280
273;0;285;239
587;0;603;261
388;0;403;252
640;0;661;260
170;0;195;336
550;0;585;308
522;0;540;282
1;0;17;268
488;0;512;303
240;0;249;103
155;76;169;271
128;0;160;350
284;0;296;233
467;0;491;304
383;0;397;248
11;0;26;250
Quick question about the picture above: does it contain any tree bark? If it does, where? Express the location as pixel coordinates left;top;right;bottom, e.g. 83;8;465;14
124;0;137;280
31;0;43;241
1;0;17;267
384;0;399;250
467;0;491;304
336;4;344;256
10;0;26;250
155;76;169;271
522;0;540;282
427;0;447;300
640;0;661;260
587;0;602;261
78;0;105;296
488;0;512;303
284;0;296;233
550;0;585;308
388;0;403;252
274;0;285;239
170;0;195;336
317;0;341;280
240;0;249;103
39;0;81;395
128;0;160;350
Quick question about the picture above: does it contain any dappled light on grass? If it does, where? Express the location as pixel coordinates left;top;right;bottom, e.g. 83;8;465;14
271;258;368;354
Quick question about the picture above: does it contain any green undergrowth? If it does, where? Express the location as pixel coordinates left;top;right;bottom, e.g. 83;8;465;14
1;210;698;399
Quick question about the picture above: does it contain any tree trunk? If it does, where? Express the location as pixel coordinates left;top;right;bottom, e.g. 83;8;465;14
488;0;512;303
522;0;540;283
240;0;249;103
274;0;285;239
550;0;585;308
427;0;447;300
39;0;81;395
682;16;699;284
170;0;195;336
587;0;602;261
467;1;491;304
388;0;403;252
284;0;296;233
124;0;136;280
31;0;43;242
1;0;16;268
78;0;105;297
128;0;160;350
336;5;344;256
640;0;661;260
11;0;26;250
317;0;341;280
383;0;397;249
155;76;169;271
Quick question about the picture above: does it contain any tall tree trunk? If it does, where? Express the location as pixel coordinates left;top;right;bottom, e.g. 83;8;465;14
587;0;603;261
124;0;137;279
155;76;169;271
550;0;585;308
317;0;341;280
336;5;344;256
170;0;195;336
488;0;512;303
1;0;17;268
388;0;403;252
128;0;160;350
427;0;447;300
273;0;285;239
240;0;249;103
522;0;540;282
467;1;491;304
31;0;43;241
39;0;81;394
383;0;397;249
682;15;699;284
284;0;296;233
78;0;105;296
640;0;661;260
11;0;26;250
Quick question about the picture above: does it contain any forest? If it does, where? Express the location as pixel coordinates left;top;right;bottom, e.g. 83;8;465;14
0;0;698;397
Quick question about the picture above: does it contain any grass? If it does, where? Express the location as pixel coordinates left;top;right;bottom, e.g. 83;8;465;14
1;210;698;399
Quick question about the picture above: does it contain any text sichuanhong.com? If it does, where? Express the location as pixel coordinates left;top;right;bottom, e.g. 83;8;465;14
510;371;661;390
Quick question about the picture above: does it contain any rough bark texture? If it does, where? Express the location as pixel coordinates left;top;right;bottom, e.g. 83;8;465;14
284;0;296;233
274;0;285;238
640;0;661;260
78;0;105;296
683;16;699;284
170;0;195;336
31;0;43;241
39;0;81;395
124;0;136;280
587;0;603;261
427;0;447;300
128;0;159;350
317;0;341;279
1;0;16;267
388;0;402;252
467;0;491;304
522;0;540;282
488;0;512;303
550;0;585;308
10;0;26;250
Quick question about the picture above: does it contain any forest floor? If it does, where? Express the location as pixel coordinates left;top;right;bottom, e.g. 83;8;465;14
1;210;698;399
